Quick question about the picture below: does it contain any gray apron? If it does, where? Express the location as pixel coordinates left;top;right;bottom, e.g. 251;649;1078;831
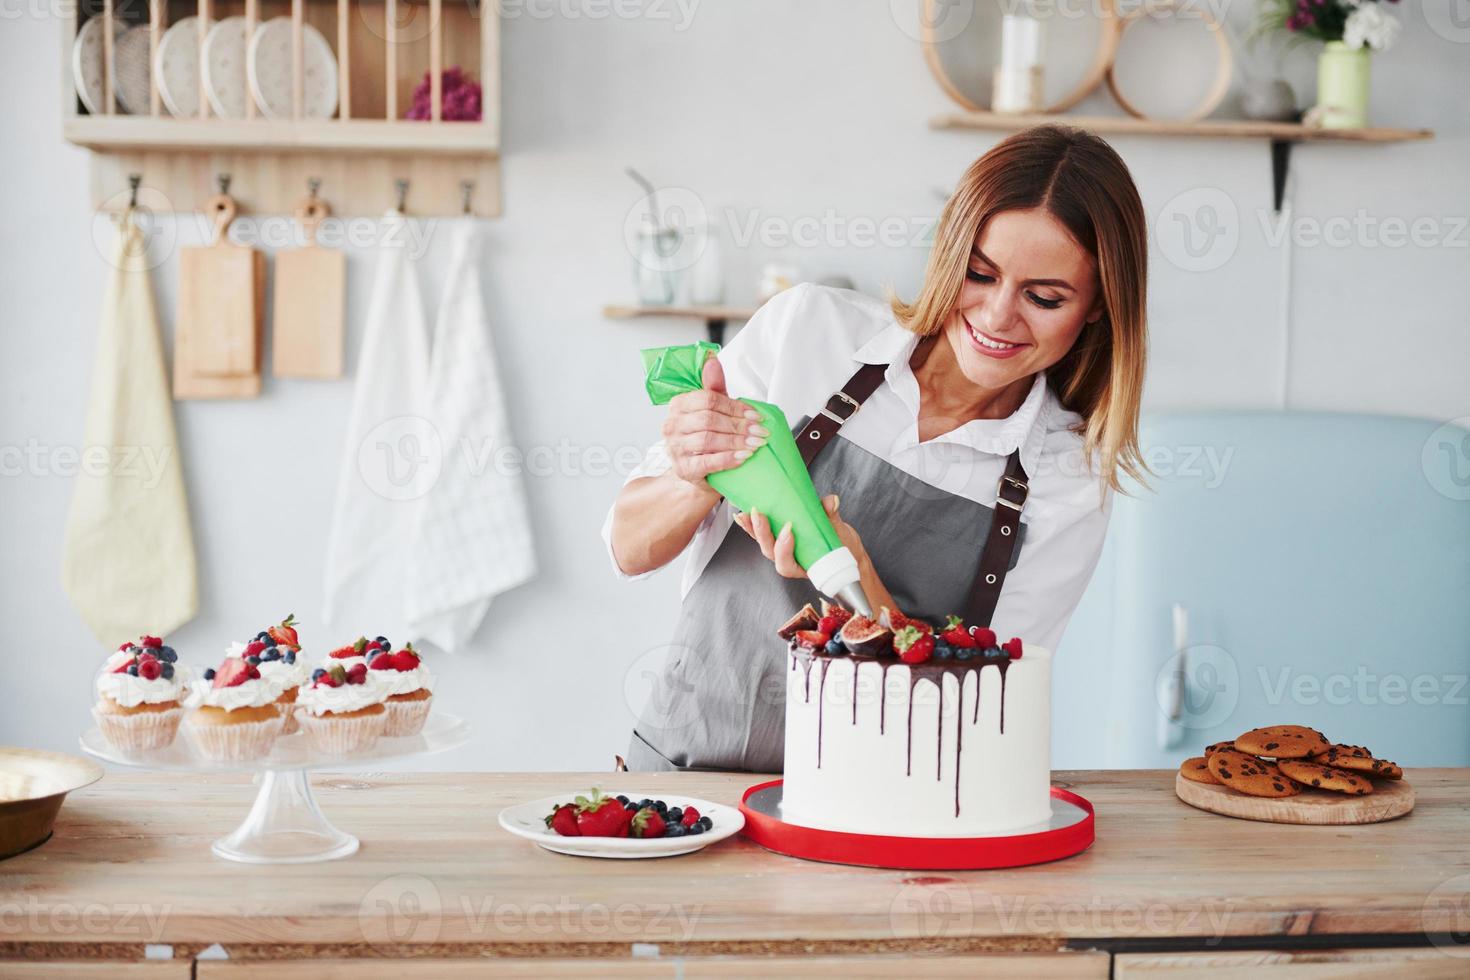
627;415;1028;774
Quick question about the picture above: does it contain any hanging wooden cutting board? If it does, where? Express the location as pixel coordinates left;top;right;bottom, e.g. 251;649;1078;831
272;193;345;379
174;190;262;399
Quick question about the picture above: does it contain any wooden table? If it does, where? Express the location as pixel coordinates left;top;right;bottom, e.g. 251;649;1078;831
4;770;1469;978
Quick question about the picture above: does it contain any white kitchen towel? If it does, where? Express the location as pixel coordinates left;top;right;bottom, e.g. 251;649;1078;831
405;222;536;650
63;215;198;643
321;211;432;639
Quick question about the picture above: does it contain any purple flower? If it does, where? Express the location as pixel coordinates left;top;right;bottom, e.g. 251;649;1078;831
405;67;483;122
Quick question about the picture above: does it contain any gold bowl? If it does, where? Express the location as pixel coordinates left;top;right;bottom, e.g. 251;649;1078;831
0;747;104;860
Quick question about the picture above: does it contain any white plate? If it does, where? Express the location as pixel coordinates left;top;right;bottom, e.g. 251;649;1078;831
72;16;126;115
155;17;199;118
114;24;153;115
247;17;338;120
499;792;745;859
202;16;252;118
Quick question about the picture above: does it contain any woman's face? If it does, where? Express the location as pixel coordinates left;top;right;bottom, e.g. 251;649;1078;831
942;207;1104;391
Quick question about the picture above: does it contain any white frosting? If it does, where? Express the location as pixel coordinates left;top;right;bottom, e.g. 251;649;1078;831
225;640;309;692
781;646;1053;838
95;652;190;708
198;674;283;710
369;664;436;697
296;675;387;716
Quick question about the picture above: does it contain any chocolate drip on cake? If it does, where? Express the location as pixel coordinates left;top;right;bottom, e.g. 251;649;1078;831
791;646;1015;812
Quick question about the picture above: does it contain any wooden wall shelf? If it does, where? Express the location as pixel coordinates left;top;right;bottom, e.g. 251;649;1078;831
931;111;1434;212
603;305;758;346
64;0;501;217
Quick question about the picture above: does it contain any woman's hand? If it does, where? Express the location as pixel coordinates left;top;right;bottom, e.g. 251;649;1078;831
732;495;898;613
662;357;768;492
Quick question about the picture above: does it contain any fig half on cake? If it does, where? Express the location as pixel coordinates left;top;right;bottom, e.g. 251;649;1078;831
837;614;893;657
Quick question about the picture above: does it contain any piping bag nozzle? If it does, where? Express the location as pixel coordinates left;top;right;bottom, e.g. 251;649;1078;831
806;546;871;617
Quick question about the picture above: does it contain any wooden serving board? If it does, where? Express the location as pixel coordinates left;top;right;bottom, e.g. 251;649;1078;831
1175;771;1415;825
272;196;345;379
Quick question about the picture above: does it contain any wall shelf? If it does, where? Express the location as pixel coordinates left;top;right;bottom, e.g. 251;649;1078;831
64;0;501;216
603;305;757;346
930;111;1434;212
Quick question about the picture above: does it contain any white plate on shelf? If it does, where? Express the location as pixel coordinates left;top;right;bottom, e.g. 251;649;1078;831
113;24;154;115
247;17;338;120
72;16;126;115
202;16;252;118
155;17;200;117
80;711;470;773
498;793;745;859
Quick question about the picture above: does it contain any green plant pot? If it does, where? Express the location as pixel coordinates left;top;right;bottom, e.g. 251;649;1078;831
1315;40;1371;129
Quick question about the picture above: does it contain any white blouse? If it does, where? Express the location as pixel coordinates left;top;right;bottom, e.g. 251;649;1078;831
601;283;1111;653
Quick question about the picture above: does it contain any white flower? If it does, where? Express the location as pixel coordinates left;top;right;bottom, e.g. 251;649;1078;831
1343;4;1401;51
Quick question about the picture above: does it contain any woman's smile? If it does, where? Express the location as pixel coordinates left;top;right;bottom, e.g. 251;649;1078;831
962;317;1030;360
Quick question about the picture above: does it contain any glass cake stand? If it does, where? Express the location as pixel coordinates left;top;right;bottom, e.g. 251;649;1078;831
80;713;469;864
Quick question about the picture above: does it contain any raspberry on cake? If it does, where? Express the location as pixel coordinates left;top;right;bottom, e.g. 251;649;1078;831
93;636;190;752
780;603;1050;838
366;642;436;736
296;663;388;756
184;657;287;761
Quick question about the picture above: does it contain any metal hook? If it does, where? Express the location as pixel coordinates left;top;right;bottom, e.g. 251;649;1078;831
460;180;474;216
216;173;232;196
394;178;409;213
307;177;321;200
127;173;141;208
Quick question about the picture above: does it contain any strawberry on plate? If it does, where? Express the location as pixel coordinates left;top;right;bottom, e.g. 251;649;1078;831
544;804;580;837
573;789;632;838
630;807;667;839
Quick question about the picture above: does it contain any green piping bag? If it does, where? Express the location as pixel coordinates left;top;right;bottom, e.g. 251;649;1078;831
641;342;872;614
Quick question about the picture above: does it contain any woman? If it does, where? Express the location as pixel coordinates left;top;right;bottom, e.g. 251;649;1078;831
604;124;1148;772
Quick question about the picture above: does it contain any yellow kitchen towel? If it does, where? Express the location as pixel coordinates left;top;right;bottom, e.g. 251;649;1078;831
62;215;198;644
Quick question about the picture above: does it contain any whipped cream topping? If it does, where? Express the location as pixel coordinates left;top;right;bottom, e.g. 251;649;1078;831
198;674;283;711
370;663;436;698
226;640;309;692
296;675;387;717
96;652;190;708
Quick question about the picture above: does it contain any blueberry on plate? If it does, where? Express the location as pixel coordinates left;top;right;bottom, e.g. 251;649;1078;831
665;807;683;823
664;823;686;837
615;795;629;804
685;822;704;835
653;800;667;814
204;668;216;681
698;815;713;830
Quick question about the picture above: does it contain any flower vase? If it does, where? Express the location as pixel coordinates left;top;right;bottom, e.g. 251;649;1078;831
1315;40;1371;129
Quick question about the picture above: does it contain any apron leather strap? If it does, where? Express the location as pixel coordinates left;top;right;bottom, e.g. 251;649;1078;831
795;362;1030;628
796;363;888;466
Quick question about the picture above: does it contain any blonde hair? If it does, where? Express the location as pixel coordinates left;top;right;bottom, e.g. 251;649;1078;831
892;124;1148;492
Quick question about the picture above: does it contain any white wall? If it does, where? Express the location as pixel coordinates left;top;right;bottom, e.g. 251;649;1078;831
1;1;1466;772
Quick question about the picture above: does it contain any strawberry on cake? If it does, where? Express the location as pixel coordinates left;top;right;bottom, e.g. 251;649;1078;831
185;658;286;761
296;662;387;756
366;642;435;736
229;615;307;733
325;635;392;671
93;636;191;752
778;602;1051;838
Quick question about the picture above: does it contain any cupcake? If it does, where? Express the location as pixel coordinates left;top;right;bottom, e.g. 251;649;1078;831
324;634;392;671
184;658;285;761
230;616;308;733
367;643;436;736
295;662;387;756
93;636;190;752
